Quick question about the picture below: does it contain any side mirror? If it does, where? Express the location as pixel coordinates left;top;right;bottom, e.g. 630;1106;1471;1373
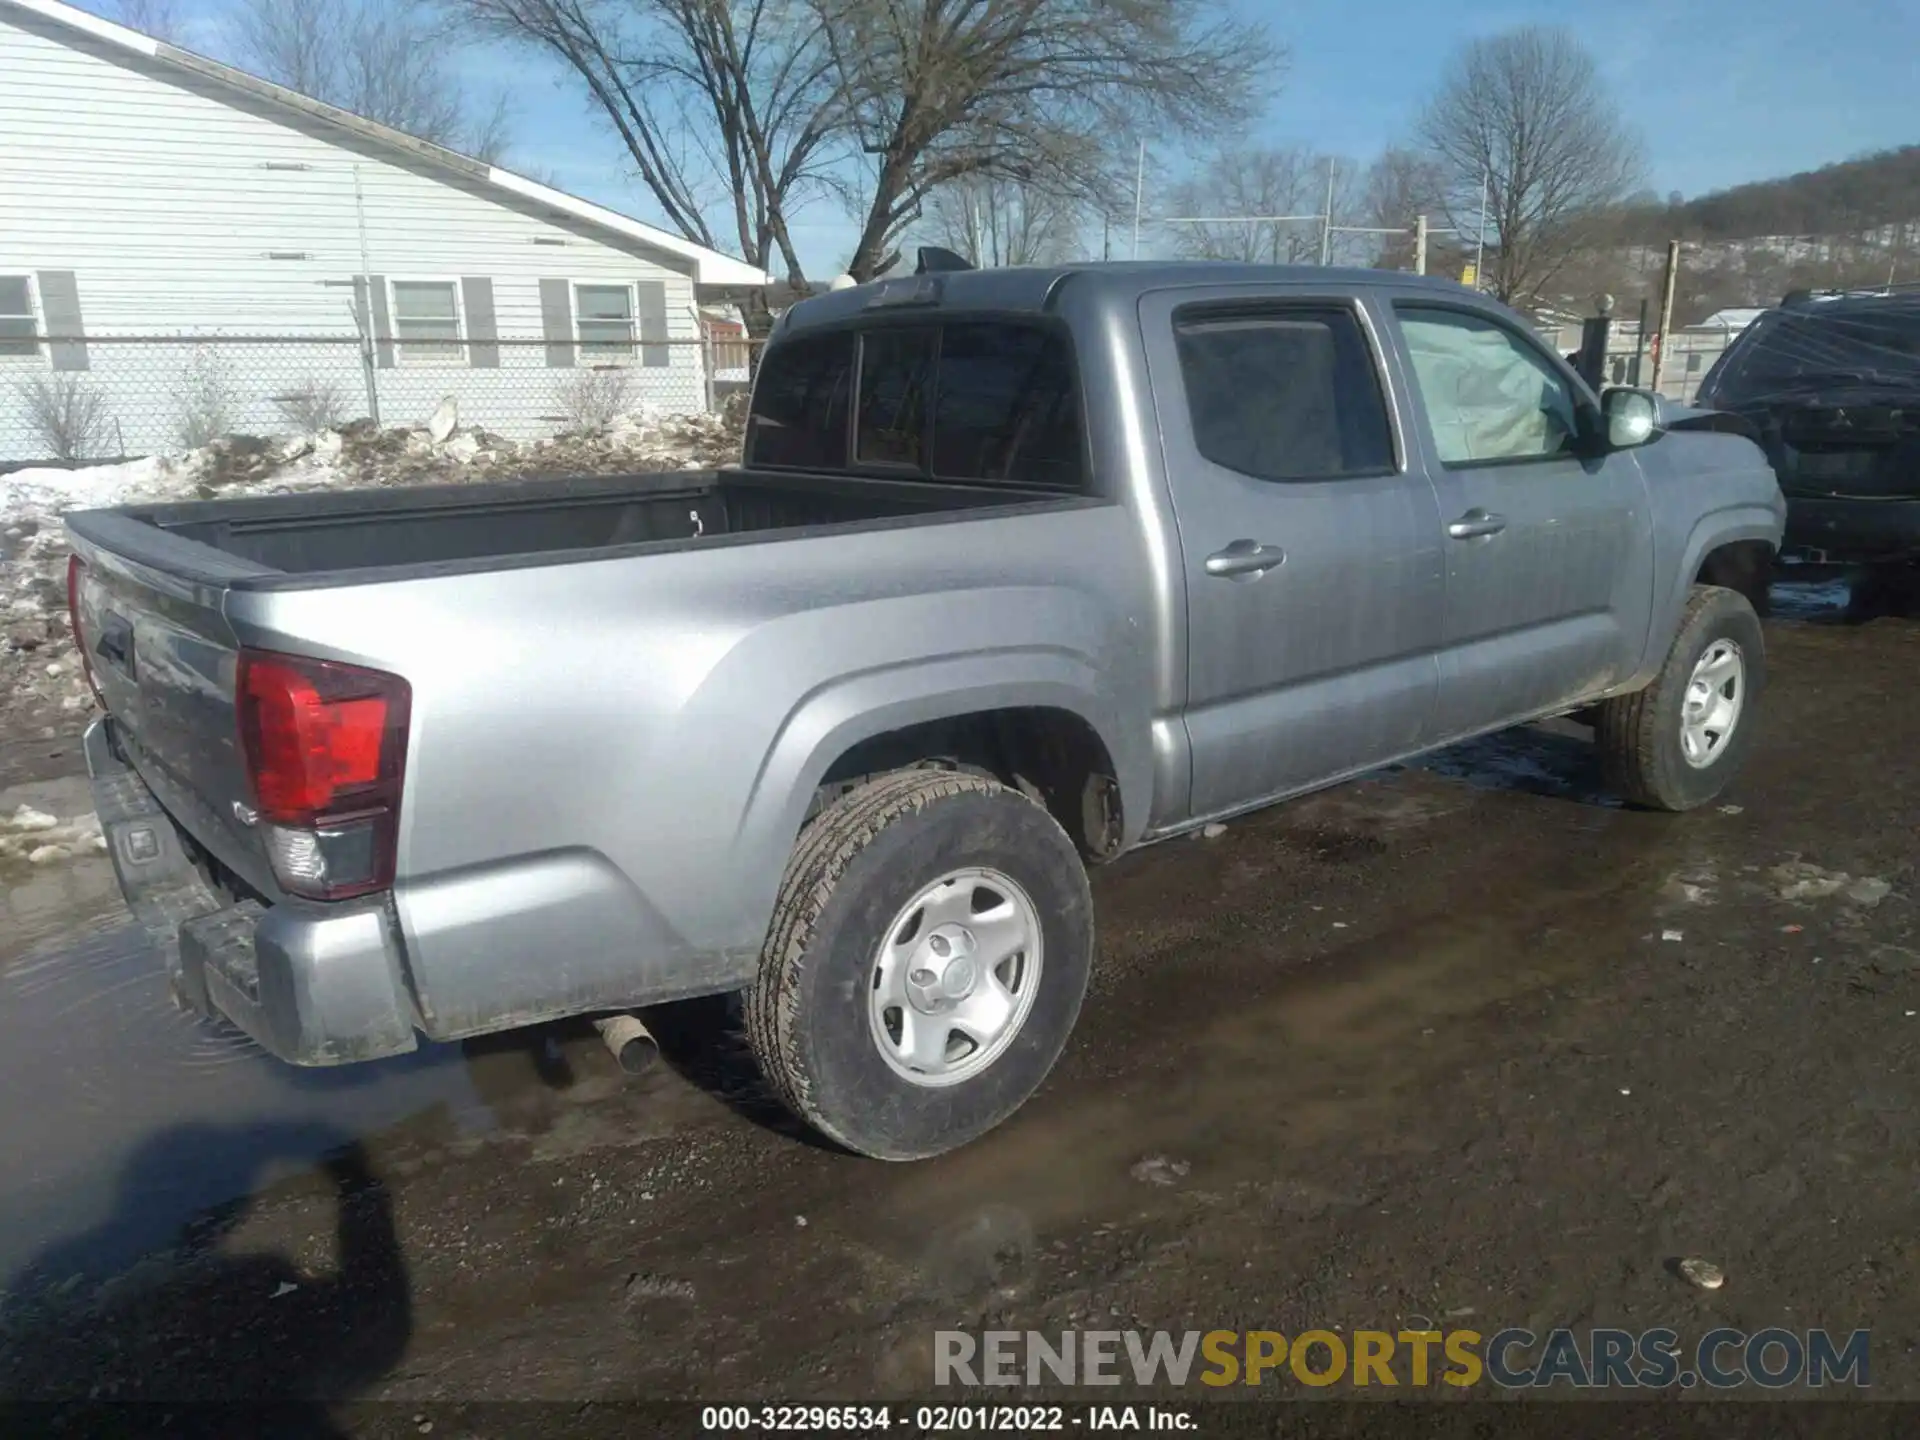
1601;387;1661;450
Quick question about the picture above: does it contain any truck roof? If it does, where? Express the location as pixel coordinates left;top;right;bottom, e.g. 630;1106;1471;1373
777;261;1479;334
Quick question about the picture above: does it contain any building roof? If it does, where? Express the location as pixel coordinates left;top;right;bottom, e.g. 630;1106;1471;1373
1694;308;1767;333
1;0;768;290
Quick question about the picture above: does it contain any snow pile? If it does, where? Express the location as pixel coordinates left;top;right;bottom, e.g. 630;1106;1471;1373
0;802;105;866
2;394;747;745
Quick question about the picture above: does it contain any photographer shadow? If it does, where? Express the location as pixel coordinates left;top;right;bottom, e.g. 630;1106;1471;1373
0;1122;411;1434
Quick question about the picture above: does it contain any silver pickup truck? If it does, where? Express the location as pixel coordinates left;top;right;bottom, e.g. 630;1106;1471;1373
66;263;1784;1160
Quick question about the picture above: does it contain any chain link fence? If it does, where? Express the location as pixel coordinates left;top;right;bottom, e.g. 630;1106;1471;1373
1540;320;1739;405
1;331;762;466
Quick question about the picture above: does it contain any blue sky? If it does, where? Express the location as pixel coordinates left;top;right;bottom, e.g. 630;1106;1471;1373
98;0;1920;277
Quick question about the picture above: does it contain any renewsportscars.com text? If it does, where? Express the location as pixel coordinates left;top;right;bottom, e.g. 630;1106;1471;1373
934;1327;1870;1390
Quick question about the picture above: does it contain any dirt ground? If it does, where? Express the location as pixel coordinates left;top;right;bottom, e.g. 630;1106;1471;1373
1;589;1916;1427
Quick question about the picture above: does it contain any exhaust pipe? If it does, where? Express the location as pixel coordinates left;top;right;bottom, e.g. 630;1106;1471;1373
594;1013;660;1075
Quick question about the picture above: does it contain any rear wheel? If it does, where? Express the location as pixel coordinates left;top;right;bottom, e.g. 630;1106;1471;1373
1596;584;1765;811
746;769;1093;1160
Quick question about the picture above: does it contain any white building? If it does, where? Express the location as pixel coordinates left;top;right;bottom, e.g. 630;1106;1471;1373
0;0;765;461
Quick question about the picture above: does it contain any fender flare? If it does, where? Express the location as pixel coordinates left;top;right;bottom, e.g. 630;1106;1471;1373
1639;506;1781;684
739;645;1144;854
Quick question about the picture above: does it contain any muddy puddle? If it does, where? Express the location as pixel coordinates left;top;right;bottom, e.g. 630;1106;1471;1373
0;853;730;1291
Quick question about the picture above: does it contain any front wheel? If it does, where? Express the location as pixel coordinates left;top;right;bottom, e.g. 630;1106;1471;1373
746;769;1093;1160
1595;584;1766;811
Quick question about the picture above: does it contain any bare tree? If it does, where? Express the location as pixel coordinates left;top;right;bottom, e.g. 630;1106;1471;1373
17;376;114;462
106;0;186;42
831;1;1276;279
926;177;1080;267
230;0;513;161
171;345;236;449
1361;146;1446;269
1165;147;1354;265
1416;26;1641;306
451;0;1275;289
271;376;351;432
552;365;637;433
449;0;845;297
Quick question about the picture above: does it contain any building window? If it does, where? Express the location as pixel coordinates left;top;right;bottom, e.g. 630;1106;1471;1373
389;280;463;362
576;284;634;359
0;276;38;358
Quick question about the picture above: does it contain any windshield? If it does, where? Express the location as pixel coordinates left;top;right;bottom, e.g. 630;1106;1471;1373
1700;304;1920;407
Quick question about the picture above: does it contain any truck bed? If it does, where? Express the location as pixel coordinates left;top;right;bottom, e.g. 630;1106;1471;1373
62;462;1096;993
73;466;1068;585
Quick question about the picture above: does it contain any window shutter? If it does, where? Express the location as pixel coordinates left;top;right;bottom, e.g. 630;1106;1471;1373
367;275;394;368
462;277;499;368
539;279;574;368
36;271;88;371
637;279;669;368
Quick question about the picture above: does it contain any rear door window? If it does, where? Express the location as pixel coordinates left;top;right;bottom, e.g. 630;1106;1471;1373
1174;306;1395;481
745;330;853;469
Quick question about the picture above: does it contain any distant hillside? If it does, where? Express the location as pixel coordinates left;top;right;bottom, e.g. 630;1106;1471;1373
1618;145;1920;246
1523;146;1920;327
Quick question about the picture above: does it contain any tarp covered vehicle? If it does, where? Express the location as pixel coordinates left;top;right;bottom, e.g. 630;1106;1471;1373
1699;293;1920;565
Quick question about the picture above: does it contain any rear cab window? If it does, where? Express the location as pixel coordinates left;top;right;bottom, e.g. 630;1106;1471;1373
747;319;1086;491
745;330;854;469
1172;304;1395;481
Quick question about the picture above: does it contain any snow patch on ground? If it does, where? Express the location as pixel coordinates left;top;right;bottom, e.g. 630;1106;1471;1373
0;802;105;866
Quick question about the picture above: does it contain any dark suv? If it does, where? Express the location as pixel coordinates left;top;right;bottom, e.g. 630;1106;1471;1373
1697;291;1920;566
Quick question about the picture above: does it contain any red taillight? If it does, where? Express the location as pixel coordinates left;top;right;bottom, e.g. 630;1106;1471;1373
66;554;106;708
236;649;410;900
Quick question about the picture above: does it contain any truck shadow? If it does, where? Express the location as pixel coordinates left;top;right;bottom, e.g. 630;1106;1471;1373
1411;721;1620;808
0;1125;409;1426
640;993;839;1150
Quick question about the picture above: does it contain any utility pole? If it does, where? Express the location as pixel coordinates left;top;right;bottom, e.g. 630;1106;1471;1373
1472;167;1488;291
1318;157;1337;266
1631;296;1650;386
350;162;380;426
1650;240;1682;394
1414;214;1429;276
1130;138;1145;260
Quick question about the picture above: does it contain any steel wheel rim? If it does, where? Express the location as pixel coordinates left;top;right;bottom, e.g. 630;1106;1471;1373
1680;638;1744;769
868;866;1044;1089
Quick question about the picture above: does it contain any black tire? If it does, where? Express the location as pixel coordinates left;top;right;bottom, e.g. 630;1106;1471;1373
746;769;1093;1160
1596;584;1766;811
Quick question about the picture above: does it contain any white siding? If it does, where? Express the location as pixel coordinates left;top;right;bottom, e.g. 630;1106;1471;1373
0;8;712;458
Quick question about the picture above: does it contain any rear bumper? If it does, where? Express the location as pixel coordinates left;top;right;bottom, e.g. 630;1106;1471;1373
85;718;419;1065
1783;495;1920;563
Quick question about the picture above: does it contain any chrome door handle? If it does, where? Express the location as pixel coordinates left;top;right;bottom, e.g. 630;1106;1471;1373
1205;540;1287;579
1447;510;1508;540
